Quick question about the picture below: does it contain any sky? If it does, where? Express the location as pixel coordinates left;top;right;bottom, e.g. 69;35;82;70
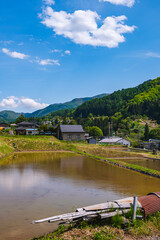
0;0;160;112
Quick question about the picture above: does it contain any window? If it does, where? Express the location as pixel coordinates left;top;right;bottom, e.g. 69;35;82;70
77;134;81;140
68;134;72;140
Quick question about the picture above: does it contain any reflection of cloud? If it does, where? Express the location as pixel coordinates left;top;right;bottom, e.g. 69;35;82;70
0;169;47;190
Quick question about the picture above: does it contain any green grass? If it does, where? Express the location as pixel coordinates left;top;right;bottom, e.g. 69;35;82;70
31;212;160;240
0;135;160;178
0;137;14;159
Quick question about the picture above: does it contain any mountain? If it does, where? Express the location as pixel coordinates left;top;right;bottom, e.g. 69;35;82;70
74;77;160;122
25;94;107;118
0;110;21;123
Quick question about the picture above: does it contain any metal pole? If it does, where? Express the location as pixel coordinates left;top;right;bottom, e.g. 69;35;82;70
132;196;137;220
108;122;110;138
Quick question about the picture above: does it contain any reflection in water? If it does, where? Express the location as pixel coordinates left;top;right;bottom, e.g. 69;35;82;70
119;158;160;171
0;152;160;240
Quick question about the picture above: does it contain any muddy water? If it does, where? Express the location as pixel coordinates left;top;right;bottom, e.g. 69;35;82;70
0;152;159;240
119;158;160;171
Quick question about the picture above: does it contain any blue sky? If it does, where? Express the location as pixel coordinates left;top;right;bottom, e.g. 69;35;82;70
0;0;160;112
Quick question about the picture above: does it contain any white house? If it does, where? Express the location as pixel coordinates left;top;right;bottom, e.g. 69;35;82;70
26;128;38;135
99;137;131;147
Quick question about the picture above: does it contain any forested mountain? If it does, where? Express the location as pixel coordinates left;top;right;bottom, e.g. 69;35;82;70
74;77;160;122
25;94;107;118
0;110;21;123
0;94;107;122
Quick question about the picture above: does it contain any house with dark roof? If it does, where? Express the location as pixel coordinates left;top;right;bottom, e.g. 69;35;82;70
15;122;38;135
59;125;85;141
0;123;9;130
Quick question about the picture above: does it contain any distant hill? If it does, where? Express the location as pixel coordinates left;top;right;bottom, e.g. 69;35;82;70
25;94;107;118
0;94;108;122
0;110;21;123
74;77;160;122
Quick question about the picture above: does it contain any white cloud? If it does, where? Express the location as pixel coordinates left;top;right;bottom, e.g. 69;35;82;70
20;98;49;110
0;96;18;108
36;58;60;66
0;40;14;45
18;42;24;46
0;96;49;111
2;48;29;59
145;51;160;58
40;7;136;48
43;0;55;6
100;0;135;7
51;49;62;53
65;50;71;55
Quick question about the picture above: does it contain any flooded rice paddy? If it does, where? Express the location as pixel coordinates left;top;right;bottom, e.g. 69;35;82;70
0;152;160;240
118;158;160;171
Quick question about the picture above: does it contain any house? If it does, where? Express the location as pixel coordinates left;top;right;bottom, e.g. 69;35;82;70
148;139;160;150
42;121;52;125
15;122;38;135
59;125;85;141
26;128;38;135
0;123;9;130
86;137;96;144
99;137;131;147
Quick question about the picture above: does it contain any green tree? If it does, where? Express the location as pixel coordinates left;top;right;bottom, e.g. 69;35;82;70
85;126;103;138
149;128;160;139
144;123;149;140
16;114;27;123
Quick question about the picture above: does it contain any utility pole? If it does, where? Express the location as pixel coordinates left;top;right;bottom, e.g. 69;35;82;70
111;120;113;137
108;122;110;138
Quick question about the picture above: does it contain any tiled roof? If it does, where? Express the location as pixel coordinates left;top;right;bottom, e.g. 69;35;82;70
138;192;160;217
60;125;85;133
18;121;35;126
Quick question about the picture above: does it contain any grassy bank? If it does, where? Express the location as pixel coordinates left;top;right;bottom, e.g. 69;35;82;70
31;211;160;240
0;137;14;159
0;136;160;178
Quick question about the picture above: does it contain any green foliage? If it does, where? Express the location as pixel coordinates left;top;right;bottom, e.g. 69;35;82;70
74;77;160;122
16;114;27;123
0;110;21;123
26;94;107;118
93;229;120;240
144;123;149;140
111;213;124;228
85;126;103;138
148;127;160;139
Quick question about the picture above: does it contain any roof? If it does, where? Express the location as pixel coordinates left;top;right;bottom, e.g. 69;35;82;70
15;127;26;131
26;128;37;131
18;121;35;126
0;123;9;127
60;125;85;133
138;192;160;217
99;137;130;143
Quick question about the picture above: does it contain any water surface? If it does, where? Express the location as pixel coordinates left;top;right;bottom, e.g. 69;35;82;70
0;152;159;240
118;158;160;171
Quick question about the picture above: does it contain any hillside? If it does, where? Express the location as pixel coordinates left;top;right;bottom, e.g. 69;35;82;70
0;110;21;123
25;94;107;118
74;77;160;122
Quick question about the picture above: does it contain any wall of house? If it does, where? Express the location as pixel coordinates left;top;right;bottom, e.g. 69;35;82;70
26;130;38;135
62;132;85;141
118;139;131;147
